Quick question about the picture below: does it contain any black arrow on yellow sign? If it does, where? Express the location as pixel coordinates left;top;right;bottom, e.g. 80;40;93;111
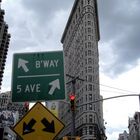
23;118;36;135
41;118;55;133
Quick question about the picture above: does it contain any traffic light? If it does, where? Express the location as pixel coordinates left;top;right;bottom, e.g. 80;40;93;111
69;94;75;111
24;102;29;113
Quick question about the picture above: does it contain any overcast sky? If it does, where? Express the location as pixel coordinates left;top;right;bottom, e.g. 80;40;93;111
98;0;140;77
1;0;140;140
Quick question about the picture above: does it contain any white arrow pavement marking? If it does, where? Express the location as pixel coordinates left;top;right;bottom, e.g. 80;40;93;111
18;58;29;72
48;79;60;95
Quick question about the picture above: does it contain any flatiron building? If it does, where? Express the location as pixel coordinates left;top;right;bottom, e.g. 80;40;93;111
59;0;105;140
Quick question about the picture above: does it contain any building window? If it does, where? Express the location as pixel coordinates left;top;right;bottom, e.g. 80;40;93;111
88;75;92;82
89;114;93;123
85;35;87;40
78;7;80;13
76;13;77;19
86;115;87;123
85;67;87;73
89;126;93;135
85;51;87;56
88;58;92;64
88;84;92;91
88;0;91;4
94;104;96;111
88;66;92;72
94;116;96;123
89;94;92;101
85;43;87;48
88;42;91;48
4;132;8;135
85;127;87;135
81;0;83;6
88;21;91;25
89;104;92;110
88;7;91;12
86;85;88;91
88;50;92;56
79;128;83;136
85;59;87;64
88;35;91;40
87;14;91;19
88;28;91;33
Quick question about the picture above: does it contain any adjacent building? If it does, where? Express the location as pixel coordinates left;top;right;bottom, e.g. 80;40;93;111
117;112;140;140
118;130;129;140
128;112;140;140
0;0;11;91
59;0;105;139
0;91;29;140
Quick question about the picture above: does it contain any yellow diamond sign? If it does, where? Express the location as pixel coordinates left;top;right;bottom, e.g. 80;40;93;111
13;102;65;140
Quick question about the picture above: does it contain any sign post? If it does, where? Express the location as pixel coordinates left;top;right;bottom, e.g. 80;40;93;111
12;51;65;102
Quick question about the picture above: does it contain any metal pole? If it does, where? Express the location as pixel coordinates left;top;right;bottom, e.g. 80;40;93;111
66;74;85;137
71;80;76;136
139;94;140;110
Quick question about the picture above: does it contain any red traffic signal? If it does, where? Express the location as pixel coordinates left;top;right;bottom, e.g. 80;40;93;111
69;94;75;100
69;94;75;111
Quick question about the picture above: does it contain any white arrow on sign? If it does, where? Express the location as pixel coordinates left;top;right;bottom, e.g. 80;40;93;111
48;79;60;95
18;58;29;72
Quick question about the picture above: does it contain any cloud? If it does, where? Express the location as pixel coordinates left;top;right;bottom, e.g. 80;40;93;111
98;0;140;77
21;0;74;24
2;0;75;54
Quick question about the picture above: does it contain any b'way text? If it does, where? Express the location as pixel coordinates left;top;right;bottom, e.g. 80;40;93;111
35;60;59;68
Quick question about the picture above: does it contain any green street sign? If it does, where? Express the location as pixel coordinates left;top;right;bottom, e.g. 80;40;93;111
11;51;65;102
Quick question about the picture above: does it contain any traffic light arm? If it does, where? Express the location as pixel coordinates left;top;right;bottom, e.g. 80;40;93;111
77;94;140;107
